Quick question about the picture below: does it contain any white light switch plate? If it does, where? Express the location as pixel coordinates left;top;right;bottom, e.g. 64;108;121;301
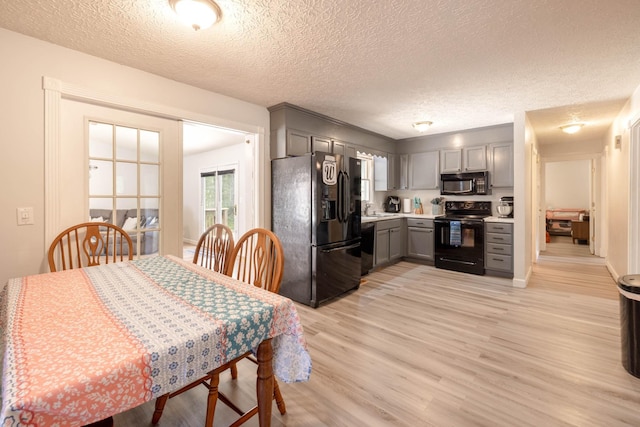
17;207;34;225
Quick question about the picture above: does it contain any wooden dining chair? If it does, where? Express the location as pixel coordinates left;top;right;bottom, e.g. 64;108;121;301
225;227;284;293
48;222;133;272
192;224;234;273
152;228;286;427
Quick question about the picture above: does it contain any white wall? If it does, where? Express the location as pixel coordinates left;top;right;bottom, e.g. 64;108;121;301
605;88;637;279
544;160;590;210
512;112;533;288
183;143;253;243
539;138;604;157
0;28;269;285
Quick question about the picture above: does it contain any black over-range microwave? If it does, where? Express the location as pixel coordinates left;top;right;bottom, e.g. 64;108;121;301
440;171;490;195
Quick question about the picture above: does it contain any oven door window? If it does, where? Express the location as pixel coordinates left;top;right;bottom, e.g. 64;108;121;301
438;221;478;248
461;228;476;247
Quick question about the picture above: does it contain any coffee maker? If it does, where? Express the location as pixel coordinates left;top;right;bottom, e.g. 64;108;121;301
385;196;401;213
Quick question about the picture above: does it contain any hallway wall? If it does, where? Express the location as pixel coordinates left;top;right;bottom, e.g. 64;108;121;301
545;160;590;210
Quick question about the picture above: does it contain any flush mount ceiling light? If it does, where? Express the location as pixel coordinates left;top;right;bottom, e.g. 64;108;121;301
412;121;433;132
169;0;222;31
560;123;585;134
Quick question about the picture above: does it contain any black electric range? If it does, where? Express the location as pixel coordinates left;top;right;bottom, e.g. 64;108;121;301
434;201;492;275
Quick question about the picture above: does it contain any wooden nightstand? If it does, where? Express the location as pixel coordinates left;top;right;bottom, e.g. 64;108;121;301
571;218;589;244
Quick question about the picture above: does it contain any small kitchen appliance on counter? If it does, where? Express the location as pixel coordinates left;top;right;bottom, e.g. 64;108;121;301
497;196;514;218
385;196;401;213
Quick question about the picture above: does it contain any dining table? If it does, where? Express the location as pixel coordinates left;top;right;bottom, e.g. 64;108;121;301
0;255;312;426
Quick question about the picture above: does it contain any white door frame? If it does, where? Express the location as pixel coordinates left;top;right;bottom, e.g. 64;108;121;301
630;114;640;273
538;154;602;256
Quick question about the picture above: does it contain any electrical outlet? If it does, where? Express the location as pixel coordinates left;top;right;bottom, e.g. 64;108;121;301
17;207;34;226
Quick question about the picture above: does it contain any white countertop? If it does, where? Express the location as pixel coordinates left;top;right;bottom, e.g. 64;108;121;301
361;212;441;223
362;213;515;223
484;216;515;223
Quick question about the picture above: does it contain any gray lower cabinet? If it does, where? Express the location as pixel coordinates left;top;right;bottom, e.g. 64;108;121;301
485;222;513;276
374;219;403;266
406;218;434;263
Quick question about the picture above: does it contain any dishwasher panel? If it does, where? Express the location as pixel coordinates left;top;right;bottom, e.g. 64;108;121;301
361;222;375;275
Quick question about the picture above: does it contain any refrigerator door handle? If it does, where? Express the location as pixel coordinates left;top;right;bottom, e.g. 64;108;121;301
337;170;344;223
343;170;350;220
321;242;360;253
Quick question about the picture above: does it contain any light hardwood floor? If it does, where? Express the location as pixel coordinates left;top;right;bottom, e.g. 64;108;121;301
115;246;640;426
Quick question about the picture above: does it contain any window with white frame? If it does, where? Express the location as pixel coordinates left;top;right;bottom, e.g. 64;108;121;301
88;121;161;258
357;152;373;202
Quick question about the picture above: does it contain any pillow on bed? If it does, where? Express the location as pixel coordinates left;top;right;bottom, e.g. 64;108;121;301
552;211;580;219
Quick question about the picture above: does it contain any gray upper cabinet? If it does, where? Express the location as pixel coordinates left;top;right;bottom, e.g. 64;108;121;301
286;129;311;156
311;136;332;153
377;153;407;191
463;145;487;171
373;156;388;191
488;142;513;187
398;154;408;190
440;146;487;173
345;144;357;160
387;153;397;190
285;131;358;159
332;139;357;160
269;103;395;163
409;151;439;190
440;149;462;173
332;139;345;156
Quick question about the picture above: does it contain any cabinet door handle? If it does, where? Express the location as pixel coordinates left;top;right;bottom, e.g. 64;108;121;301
493;247;504;251
492;258;504;262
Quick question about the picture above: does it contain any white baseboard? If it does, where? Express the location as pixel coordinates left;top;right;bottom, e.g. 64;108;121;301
512;265;531;288
606;260;620;283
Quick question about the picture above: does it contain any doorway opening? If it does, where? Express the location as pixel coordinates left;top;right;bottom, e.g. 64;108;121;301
182;121;255;259
539;158;602;265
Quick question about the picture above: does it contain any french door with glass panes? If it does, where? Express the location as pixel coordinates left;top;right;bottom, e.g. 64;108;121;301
201;167;237;236
88;121;161;257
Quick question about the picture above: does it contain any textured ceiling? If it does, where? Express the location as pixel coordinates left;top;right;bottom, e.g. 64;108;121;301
1;0;640;145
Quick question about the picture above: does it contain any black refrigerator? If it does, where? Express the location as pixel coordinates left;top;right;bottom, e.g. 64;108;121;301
272;152;361;307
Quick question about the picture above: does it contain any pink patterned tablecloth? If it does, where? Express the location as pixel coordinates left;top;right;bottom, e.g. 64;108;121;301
0;255;311;426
